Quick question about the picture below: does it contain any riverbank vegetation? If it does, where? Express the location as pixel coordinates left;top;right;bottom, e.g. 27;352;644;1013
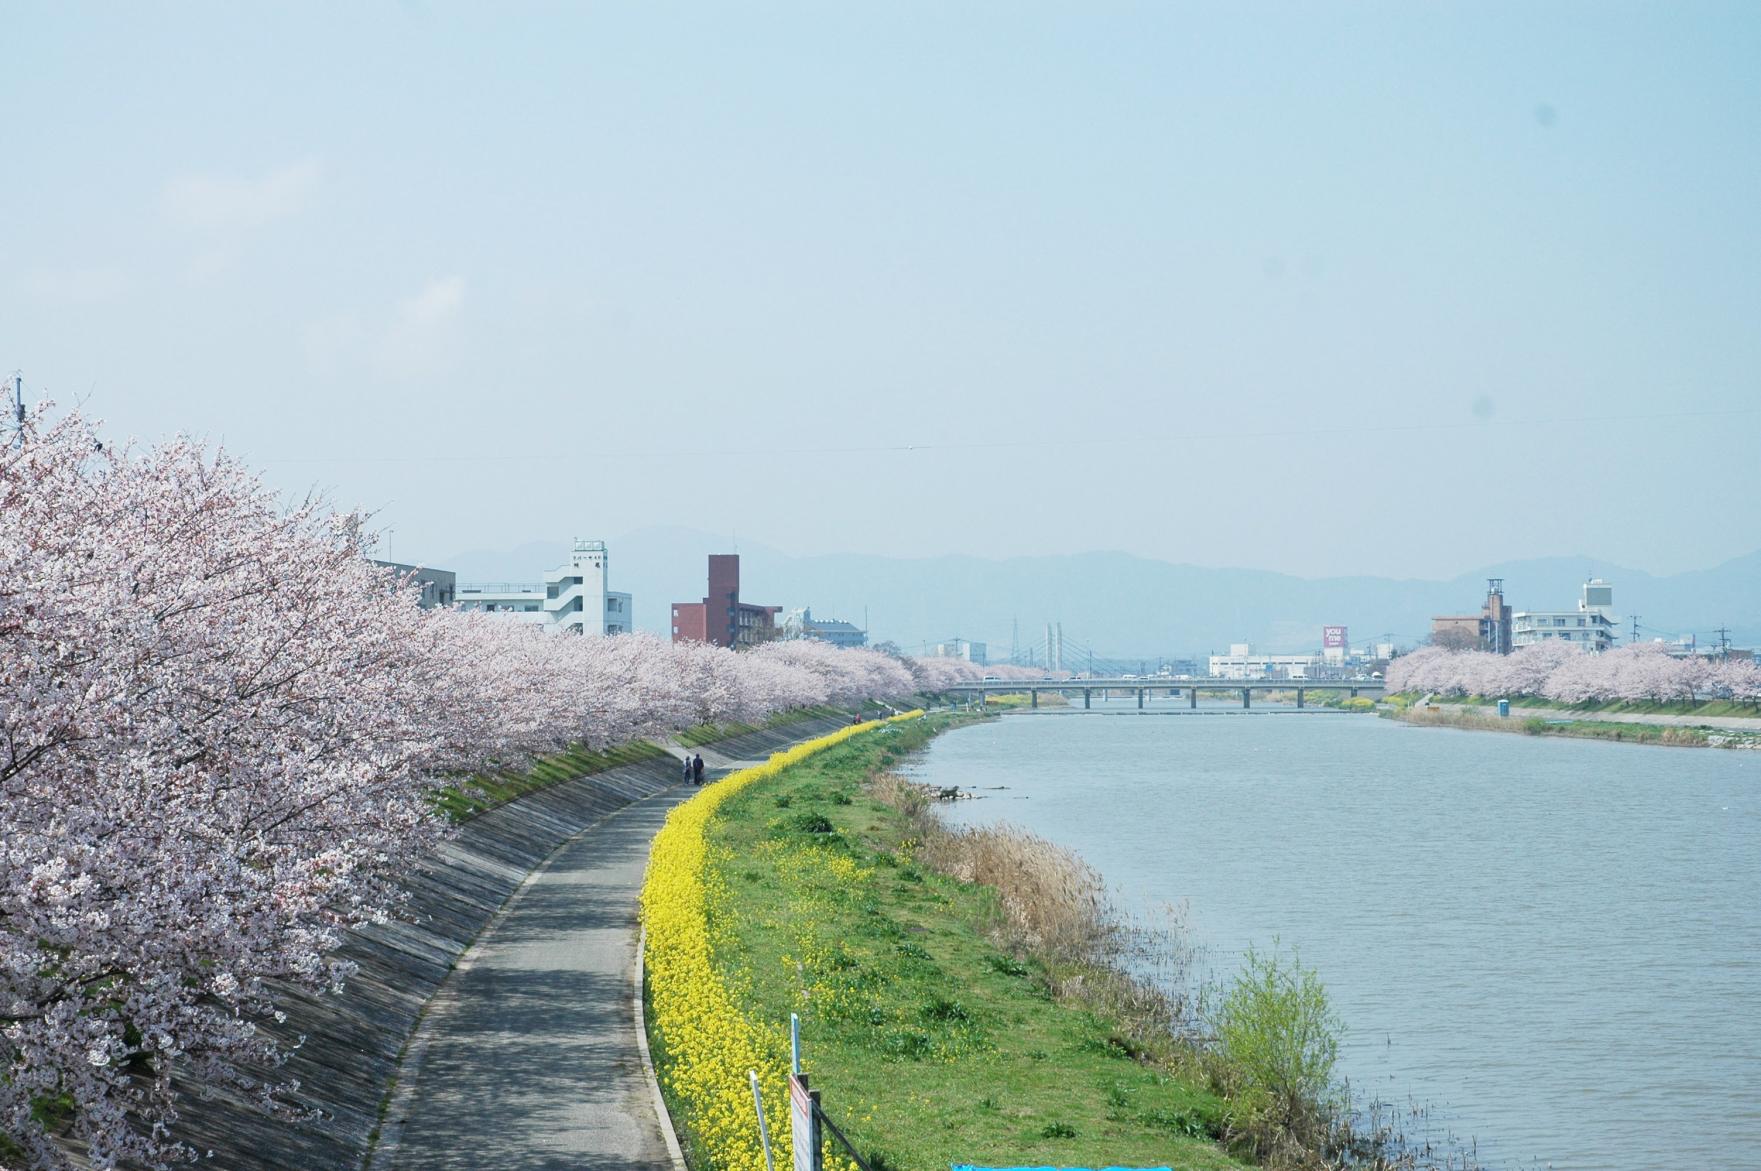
675;704;857;748
640;716;928;1171
648;714;1420;1171
1415;693;1761;719
985;691;1070;708
433;739;671;819
1392;703;1756;748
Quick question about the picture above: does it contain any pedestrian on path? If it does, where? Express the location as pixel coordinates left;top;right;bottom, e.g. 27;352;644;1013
682;755;693;784
692;754;705;785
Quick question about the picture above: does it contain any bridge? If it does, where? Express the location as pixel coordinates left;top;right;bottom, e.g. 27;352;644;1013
945;677;1386;710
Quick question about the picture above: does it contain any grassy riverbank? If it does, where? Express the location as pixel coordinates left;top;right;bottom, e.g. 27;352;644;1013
1387;701;1761;748
435;704;879;821
687;712;1242;1170
432;739;669;820
1387;693;1761;750
650;711;1406;1171
985;691;1070;708
1393;703;1709;745
1387;691;1761;719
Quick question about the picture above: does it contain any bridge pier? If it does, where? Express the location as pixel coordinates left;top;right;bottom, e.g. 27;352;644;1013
1241;688;1251;710
1189;687;1197;709
1350;687;1359;698
1083;689;1091;710
1136;688;1144;709
1030;688;1038;709
1297;688;1305;709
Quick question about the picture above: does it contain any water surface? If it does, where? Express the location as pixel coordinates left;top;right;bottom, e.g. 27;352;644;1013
911;704;1761;1170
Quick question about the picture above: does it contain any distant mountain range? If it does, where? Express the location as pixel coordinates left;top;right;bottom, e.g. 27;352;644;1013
439;529;1761;658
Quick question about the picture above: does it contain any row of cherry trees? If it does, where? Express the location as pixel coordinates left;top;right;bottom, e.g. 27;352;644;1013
1386;642;1761;705
0;411;1036;1169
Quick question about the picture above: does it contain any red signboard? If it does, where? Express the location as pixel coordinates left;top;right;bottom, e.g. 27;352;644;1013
1323;626;1348;649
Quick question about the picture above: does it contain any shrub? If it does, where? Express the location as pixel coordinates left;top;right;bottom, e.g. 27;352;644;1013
784;811;835;834
1211;943;1341;1153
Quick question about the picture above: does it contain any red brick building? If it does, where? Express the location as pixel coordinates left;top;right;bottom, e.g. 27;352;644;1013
670;554;780;649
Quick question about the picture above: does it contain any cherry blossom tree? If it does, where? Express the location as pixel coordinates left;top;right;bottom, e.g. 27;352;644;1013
1390;639;1759;709
1;409;954;1168
2;414;469;1169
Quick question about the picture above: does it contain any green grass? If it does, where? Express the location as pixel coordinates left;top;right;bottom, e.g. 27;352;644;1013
431;740;668;821
700;716;1245;1171
1518;717;1715;746
675;704;853;748
1393;704;1754;748
1395;691;1761;718
984;692;1069;708
1309;694;1376;712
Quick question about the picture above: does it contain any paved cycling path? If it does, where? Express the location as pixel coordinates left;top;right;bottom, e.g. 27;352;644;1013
376;745;770;1171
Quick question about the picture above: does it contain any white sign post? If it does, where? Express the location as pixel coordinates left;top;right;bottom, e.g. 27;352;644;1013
789;1073;821;1171
749;1071;775;1171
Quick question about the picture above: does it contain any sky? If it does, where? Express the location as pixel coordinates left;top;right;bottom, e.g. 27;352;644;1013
4;2;1759;581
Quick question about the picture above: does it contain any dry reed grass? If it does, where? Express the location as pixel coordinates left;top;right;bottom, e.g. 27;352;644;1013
868;772;1202;1052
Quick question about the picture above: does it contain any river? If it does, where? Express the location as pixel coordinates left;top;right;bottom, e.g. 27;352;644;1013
910;702;1761;1170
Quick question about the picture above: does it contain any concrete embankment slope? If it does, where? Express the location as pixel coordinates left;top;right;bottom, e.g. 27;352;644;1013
164;715;857;1171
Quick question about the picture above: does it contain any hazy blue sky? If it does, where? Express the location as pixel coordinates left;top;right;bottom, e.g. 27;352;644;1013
5;2;1758;580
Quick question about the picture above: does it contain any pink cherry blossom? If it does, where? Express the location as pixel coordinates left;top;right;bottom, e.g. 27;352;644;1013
1;408;978;1169
1387;640;1760;707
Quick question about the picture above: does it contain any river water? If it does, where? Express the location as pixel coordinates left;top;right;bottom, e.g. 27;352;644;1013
911;702;1761;1170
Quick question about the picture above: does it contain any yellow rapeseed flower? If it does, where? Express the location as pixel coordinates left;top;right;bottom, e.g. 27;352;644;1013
641;712;923;1171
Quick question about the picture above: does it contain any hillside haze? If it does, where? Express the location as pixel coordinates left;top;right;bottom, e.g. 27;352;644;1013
438;530;1761;656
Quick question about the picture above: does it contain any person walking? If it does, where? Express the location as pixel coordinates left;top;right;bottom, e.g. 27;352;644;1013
692;753;705;785
682;754;693;784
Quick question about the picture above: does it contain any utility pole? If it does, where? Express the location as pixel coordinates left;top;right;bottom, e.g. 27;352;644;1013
1717;626;1731;659
1631;615;1641;646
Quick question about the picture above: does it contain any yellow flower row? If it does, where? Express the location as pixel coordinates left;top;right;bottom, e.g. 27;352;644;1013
641;712;924;1171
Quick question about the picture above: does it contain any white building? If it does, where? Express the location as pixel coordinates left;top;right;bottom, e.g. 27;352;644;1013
1209;643;1321;680
935;638;988;665
1512;578;1618;652
782;607;868;649
457;538;632;635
